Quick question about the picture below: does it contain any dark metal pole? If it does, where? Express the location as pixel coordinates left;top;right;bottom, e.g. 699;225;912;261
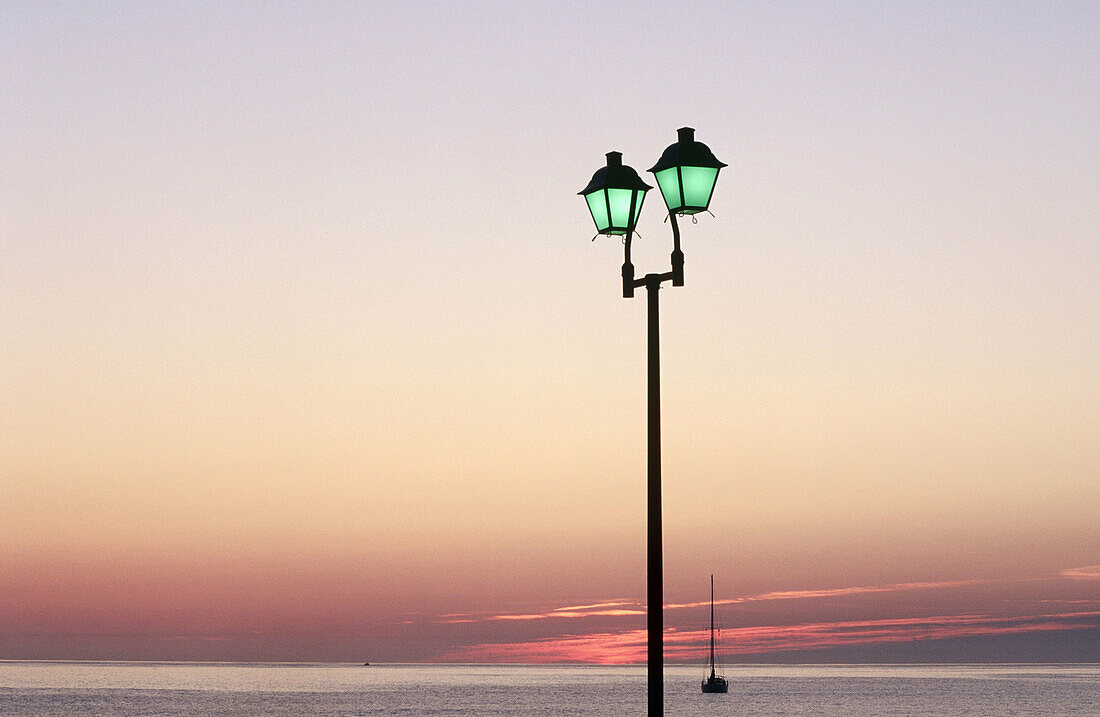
646;275;663;716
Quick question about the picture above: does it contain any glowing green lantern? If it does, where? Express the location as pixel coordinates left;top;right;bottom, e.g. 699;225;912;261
579;151;652;235
648;127;726;215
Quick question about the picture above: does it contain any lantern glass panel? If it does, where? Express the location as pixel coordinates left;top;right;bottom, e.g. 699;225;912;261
630;188;646;226
654;168;682;212
680;166;719;212
584;190;610;233
607;188;637;233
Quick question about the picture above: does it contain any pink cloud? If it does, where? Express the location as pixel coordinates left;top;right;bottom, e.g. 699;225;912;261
441;611;1100;663
443;578;990;625
430;567;1100;662
437;600;646;624
438;629;650;663
664;578;989;610
553;601;640;612
1060;565;1100;580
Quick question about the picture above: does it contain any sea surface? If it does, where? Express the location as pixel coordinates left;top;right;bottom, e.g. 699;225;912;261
1;661;1098;716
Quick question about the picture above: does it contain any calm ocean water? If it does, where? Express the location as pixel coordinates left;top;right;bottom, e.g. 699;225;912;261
1;662;1097;716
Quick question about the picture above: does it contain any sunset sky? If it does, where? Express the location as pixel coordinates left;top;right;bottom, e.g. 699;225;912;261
2;2;1098;663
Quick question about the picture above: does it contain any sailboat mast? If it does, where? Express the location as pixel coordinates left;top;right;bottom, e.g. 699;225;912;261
709;574;716;674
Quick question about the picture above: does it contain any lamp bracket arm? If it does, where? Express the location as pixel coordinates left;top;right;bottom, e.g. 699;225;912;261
668;211;684;286
621;229;636;298
633;271;674;290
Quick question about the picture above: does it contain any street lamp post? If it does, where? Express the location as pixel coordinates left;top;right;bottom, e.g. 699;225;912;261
580;128;724;716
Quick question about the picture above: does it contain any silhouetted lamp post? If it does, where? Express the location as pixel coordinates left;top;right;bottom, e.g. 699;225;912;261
580;127;724;716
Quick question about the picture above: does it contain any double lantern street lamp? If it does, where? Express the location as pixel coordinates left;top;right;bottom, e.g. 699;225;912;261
579;127;725;716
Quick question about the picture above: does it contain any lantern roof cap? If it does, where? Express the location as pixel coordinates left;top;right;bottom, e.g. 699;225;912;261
579;151;653;195
648;127;727;173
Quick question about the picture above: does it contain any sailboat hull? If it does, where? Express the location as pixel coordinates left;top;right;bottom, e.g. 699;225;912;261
701;676;728;693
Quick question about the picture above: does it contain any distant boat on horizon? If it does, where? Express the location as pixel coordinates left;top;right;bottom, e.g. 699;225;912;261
700;574;728;694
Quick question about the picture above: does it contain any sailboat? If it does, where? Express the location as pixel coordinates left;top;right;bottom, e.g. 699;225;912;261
700;574;729;694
